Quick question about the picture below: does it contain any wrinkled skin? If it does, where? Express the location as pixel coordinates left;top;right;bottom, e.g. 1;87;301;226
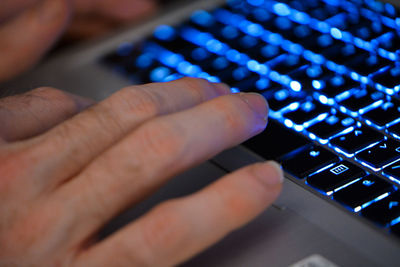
0;1;283;266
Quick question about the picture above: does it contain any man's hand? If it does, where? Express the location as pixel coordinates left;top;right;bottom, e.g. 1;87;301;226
0;78;283;266
0;0;157;82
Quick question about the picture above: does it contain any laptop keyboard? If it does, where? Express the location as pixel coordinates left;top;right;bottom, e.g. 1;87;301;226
102;0;400;238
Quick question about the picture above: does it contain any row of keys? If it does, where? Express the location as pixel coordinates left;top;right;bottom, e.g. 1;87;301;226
242;119;400;235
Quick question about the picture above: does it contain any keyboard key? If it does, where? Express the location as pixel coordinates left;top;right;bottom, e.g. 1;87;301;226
316;75;359;100
243;119;310;161
270;54;308;74
383;162;400;184
282;146;339;179
391;223;400;237
362;101;400;129
283;100;330;128
362;191;400;226
330;126;384;156
307;113;355;142
339;88;385;116
372;66;400;92
387;122;400;139
333;175;394;211
307;161;366;195
355;139;400;170
347;55;391;77
263;88;303;112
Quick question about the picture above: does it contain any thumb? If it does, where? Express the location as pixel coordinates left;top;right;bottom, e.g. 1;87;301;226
0;0;71;83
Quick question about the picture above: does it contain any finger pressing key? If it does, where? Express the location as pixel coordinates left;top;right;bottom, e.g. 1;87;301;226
55;92;269;245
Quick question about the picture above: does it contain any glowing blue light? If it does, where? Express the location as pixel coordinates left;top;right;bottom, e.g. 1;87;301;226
150;67;171;82
247;60;260;72
231;87;240;93
154;25;175;41
191;10;214;27
290;81;302;92
273;3;291;16
256;78;270;90
312;80;324;90
263;32;283;46
330;28;343;39
284;119;294;128
159;52;183;68
319;95;329;105
206;39;227;55
177;61;201;76
247;0;264;6
245;23;264;37
136;54;153;68
221;26;239;39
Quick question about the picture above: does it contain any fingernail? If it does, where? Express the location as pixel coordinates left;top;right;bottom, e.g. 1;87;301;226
238;93;269;121
213;83;232;95
254;161;284;186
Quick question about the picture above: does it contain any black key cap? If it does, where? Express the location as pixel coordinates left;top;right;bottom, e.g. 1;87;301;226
339;88;385;116
231;75;260;92
372;66;400;92
330;126;384;156
380;35;400;53
270;54;308;74
316;75;359;100
362;101;400;129
355;139;400;170
387;122;400;139
391;223;400;237
333;175;394;211
243;120;310;161
307;161;366;195
284;100;331;128
383;162;400;184
362;191;400;226
283;146;339;179
347;55;391;77
307;113;355;142
264;88;302;112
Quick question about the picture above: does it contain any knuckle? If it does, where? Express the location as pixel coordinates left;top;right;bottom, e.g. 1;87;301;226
177;77;216;96
114;86;161;117
30;87;79;116
137;119;185;163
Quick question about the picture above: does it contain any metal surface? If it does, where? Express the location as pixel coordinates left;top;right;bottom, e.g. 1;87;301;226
3;0;400;266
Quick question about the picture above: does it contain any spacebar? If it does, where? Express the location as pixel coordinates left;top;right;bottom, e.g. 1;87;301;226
243;119;310;162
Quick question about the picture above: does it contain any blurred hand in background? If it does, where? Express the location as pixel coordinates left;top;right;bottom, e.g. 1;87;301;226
0;0;158;83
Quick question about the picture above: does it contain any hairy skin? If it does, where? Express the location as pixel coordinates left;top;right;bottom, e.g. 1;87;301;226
0;78;283;266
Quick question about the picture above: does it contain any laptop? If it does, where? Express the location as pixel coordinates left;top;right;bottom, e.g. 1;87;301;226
4;0;400;266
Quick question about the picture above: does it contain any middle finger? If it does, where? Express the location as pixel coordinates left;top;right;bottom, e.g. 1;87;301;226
56;92;268;243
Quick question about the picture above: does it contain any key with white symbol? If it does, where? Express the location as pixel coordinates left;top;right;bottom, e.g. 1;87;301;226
307;161;367;195
333;175;394;212
362;191;400;226
383;161;400;184
355;139;400;170
330;126;383;156
282;145;339;179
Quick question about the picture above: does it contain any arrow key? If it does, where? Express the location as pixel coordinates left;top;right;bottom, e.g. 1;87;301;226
362;191;400;226
355;139;400;170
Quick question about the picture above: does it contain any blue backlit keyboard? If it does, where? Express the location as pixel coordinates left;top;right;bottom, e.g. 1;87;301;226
102;0;400;238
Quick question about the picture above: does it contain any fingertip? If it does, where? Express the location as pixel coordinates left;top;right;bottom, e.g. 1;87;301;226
251;161;284;186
